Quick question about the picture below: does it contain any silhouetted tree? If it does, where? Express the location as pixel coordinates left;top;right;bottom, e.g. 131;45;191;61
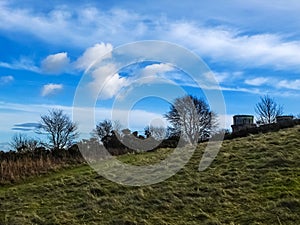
255;95;283;124
94;119;113;141
9;133;40;152
165;95;217;144
38;109;79;150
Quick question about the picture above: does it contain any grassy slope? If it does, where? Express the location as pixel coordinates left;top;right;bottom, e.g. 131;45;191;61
0;126;300;225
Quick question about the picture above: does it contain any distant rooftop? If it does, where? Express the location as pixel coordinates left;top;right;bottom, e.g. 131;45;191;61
233;115;254;118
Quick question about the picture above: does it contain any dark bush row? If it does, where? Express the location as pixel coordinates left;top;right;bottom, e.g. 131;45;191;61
0;145;83;162
99;132;183;155
225;119;300;140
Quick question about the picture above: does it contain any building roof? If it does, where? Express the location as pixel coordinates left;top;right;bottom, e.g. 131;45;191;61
233;115;254;118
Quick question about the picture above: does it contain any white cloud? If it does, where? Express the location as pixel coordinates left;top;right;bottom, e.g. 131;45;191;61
166;23;300;70
1;3;300;72
88;62;177;100
41;52;70;74
141;63;174;77
75;43;113;70
244;77;300;92
86;60;245;101
0;4;145;47
1;1;300;51
212;72;229;83
88;63;128;100
244;77;270;86
74;43;128;100
212;71;243;84
0;75;14;84
100;73;128;99
277;79;300;90
41;83;63;96
132;63;176;84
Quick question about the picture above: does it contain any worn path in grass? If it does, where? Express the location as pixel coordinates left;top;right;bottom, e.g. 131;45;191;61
0;126;300;224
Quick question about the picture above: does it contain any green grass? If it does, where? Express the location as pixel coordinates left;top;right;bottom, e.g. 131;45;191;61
1;126;300;224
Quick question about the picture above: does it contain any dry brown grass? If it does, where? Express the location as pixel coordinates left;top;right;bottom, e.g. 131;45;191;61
0;149;84;184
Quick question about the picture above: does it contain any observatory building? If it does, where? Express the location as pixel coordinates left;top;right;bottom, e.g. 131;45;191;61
231;115;256;133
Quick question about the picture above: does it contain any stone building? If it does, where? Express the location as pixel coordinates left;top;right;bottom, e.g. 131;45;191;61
231;115;256;133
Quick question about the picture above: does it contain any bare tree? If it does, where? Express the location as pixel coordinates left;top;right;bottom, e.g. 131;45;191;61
144;125;166;140
255;95;283;124
113;120;123;134
9;133;40;152
94;119;113;141
93;119;124;142
165;95;217;144
38;109;79;150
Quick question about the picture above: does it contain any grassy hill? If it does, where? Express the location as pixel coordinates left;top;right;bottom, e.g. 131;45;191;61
0;126;300;225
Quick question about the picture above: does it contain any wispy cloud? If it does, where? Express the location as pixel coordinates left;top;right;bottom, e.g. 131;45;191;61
141;63;174;77
41;83;63;96
0;75;14;84
12;122;41;132
0;58;39;72
137;63;176;84
12;128;33;131
1;2;300;74
244;76;300;92
13;122;41;128
244;77;270;86
166;23;300;71
0;4;146;47
277;79;300;90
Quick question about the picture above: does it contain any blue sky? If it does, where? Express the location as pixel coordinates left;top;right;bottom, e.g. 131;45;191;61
0;0;300;150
